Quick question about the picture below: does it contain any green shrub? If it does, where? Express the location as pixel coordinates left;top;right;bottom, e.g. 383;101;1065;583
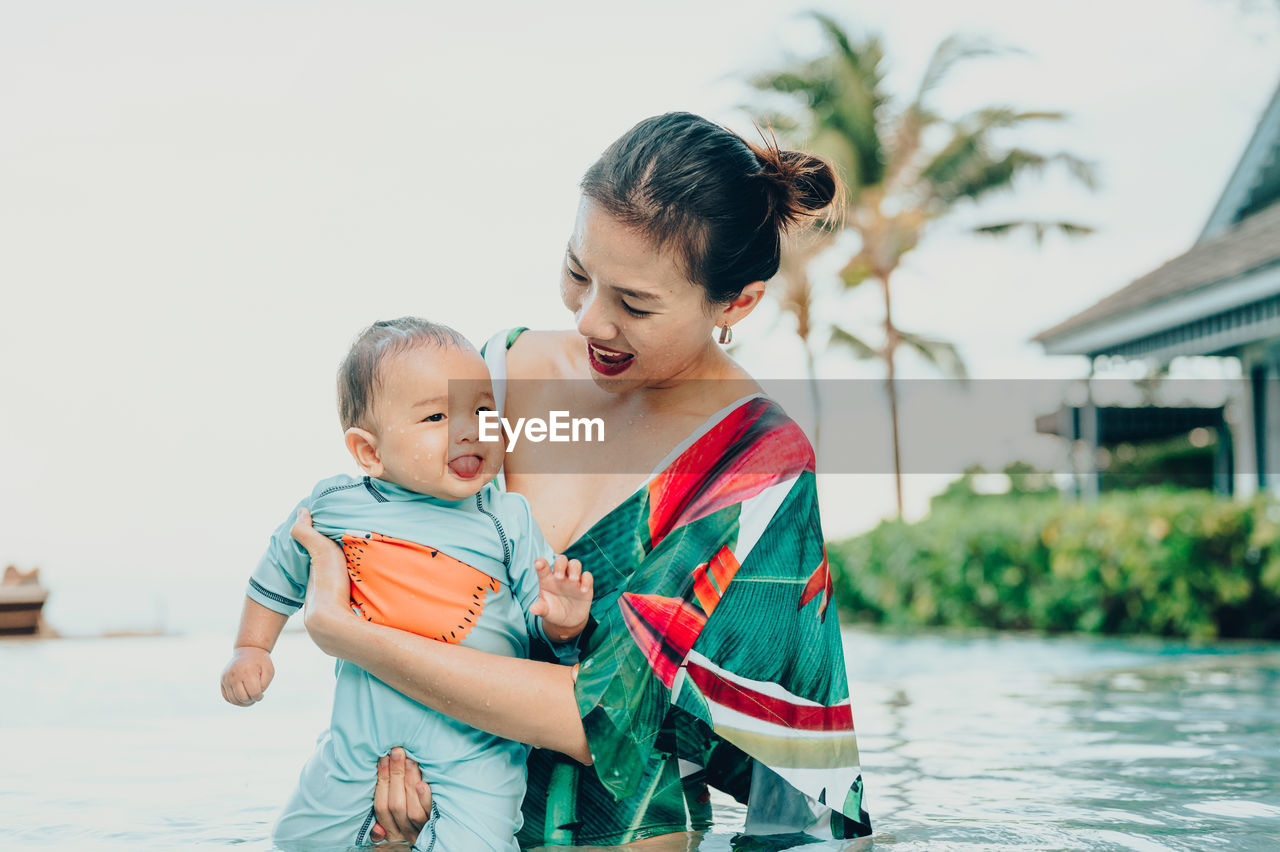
828;486;1280;639
1098;432;1219;492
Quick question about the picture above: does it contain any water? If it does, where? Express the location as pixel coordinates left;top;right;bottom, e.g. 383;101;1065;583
2;629;1278;850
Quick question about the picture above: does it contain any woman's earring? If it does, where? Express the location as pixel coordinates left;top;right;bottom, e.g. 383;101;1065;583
718;324;734;345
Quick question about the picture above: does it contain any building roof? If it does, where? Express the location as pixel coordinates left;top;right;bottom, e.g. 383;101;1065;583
1033;201;1280;347
1035;77;1280;356
1200;78;1280;241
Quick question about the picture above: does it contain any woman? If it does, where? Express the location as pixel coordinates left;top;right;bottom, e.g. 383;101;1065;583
295;112;872;849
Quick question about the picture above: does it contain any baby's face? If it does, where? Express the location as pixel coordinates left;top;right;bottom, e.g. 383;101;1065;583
367;343;502;500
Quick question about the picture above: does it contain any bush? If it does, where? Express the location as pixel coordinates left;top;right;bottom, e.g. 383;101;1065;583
828;486;1280;639
1098;432;1220;492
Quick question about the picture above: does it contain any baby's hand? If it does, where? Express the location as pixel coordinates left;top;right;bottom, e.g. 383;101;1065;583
220;647;275;707
530;555;593;643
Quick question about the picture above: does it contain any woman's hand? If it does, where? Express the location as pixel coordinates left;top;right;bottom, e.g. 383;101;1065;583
290;507;351;655
368;747;432;845
288;514;591;764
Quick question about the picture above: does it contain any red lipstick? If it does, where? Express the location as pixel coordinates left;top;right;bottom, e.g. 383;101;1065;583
586;342;634;376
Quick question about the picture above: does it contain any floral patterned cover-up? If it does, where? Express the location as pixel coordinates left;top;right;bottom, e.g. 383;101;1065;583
517;392;872;847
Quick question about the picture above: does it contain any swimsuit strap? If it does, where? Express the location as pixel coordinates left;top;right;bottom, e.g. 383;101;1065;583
504;326;530;350
481;328;530;493
480;326;529;359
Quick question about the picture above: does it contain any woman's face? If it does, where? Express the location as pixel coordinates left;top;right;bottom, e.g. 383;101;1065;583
561;197;723;392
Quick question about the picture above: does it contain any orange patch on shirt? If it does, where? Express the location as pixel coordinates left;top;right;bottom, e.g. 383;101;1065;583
342;531;500;644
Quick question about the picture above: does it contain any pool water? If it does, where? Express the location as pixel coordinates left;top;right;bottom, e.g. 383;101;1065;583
2;629;1278;850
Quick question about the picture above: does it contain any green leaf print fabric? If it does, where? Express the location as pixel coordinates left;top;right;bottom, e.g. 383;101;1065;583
519;396;871;847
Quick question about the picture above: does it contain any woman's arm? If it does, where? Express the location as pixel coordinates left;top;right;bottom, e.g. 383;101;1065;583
293;508;592;765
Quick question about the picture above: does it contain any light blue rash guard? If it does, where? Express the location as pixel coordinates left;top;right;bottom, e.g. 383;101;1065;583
247;474;567;852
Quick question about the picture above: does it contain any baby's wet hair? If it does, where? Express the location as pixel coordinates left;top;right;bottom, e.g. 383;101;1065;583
337;317;472;431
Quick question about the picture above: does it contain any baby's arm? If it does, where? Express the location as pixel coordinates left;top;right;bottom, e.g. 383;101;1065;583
529;554;593;643
500;489;593;650
222;493;319;705
220;596;288;707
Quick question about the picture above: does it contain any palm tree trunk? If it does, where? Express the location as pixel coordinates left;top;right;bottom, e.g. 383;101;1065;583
804;339;822;457
879;272;904;517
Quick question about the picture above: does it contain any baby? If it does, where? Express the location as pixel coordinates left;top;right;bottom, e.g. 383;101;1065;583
219;317;592;851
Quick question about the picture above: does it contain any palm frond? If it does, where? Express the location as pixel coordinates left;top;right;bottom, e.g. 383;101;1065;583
808;14;889;192
748;62;828;99
882;102;943;190
955;106;1067;130
918;129;986;194
810;124;868;195
896;330;969;382
915;35;1018;104
745;109;804;140
829;324;879;360
1056;221;1095;237
926;139;1099;206
973;220;1096;245
929;147;1065;206
810;12;883;86
748;15;895;196
1052;151;1101;191
971;222;1019;237
957;148;1046;201
838;250;873;289
742;23;1095;401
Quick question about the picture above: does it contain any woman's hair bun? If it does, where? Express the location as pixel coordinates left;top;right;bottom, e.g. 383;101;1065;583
749;142;841;229
581;113;842;303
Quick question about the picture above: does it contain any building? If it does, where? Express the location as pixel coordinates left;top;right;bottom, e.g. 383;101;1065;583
1034;80;1280;496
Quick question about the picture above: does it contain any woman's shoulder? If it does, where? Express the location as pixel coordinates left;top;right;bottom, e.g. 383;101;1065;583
503;329;583;381
710;394;816;475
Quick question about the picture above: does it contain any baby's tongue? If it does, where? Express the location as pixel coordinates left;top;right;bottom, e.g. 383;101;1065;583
449;455;482;478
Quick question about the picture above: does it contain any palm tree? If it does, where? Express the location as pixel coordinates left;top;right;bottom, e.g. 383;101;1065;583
774;225;836;451
750;13;1097;516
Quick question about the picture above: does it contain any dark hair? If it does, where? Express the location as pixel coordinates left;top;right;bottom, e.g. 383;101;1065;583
337;317;471;431
580;112;840;304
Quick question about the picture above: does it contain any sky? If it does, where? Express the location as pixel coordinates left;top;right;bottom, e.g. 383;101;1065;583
3;0;1279;635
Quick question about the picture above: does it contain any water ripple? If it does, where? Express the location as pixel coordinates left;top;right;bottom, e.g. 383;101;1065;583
3;630;1278;850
